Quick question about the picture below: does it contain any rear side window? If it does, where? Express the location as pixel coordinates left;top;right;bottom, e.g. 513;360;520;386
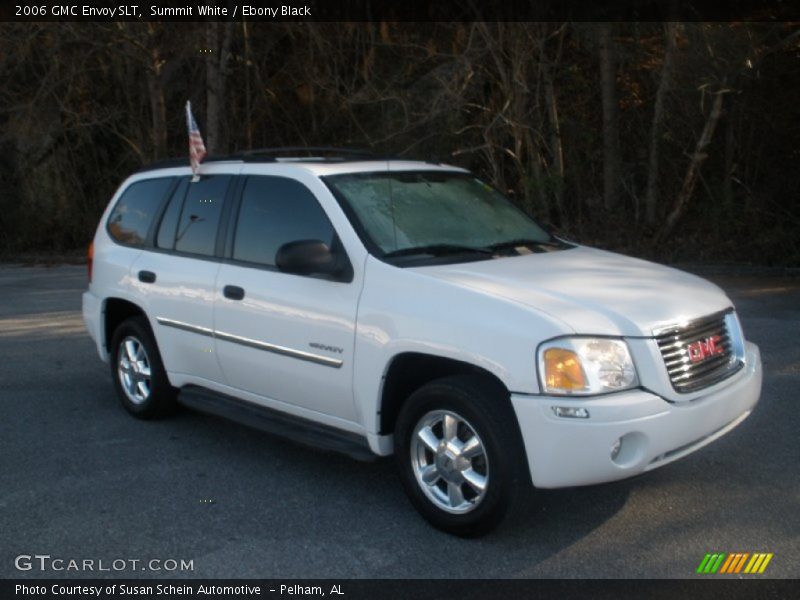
107;178;173;246
156;177;190;250
232;176;336;267
174;175;232;256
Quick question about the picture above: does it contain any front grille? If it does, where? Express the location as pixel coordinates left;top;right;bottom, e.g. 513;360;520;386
654;310;743;393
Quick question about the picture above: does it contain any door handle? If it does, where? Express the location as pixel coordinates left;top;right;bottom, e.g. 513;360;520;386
223;285;245;301
138;270;156;284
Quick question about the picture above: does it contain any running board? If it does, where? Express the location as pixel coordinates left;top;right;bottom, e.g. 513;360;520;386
178;386;377;462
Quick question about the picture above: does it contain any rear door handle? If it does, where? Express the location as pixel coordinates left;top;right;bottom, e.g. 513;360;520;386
138;270;156;284
223;285;245;301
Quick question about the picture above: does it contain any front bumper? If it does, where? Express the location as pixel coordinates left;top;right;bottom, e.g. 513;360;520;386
511;342;762;489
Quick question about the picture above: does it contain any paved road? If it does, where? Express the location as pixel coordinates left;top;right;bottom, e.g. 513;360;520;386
0;265;798;579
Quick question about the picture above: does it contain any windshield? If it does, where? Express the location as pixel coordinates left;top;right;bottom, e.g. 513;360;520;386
324;171;556;262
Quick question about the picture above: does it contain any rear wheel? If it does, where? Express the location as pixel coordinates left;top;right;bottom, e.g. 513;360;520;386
395;374;530;536
110;316;176;419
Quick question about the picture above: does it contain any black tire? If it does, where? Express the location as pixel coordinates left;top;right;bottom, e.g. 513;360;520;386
394;374;531;537
109;315;177;419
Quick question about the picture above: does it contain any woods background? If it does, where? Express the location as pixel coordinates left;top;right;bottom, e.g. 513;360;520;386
0;21;798;265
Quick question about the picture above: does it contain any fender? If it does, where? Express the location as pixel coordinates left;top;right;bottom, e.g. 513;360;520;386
353;256;573;439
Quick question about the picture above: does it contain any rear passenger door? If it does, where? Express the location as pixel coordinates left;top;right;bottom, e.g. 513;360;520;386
213;173;361;424
131;169;235;385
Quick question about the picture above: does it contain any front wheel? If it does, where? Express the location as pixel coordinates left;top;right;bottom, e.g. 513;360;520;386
394;375;530;536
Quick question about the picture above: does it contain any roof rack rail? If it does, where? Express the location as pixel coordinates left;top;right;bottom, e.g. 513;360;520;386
240;146;377;160
133;156;242;173
134;147;443;173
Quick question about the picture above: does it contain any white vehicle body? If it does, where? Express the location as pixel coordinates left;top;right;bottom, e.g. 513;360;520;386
83;158;762;493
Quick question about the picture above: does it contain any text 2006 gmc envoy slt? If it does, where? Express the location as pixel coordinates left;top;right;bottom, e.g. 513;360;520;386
83;152;762;535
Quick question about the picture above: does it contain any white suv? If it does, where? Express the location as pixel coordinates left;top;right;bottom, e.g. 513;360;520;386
83;150;762;535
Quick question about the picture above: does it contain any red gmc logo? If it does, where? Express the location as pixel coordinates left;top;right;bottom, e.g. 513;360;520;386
687;335;724;363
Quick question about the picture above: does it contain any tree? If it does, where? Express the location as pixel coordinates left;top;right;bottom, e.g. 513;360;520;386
597;23;621;212
205;21;234;155
644;23;680;226
656;84;727;243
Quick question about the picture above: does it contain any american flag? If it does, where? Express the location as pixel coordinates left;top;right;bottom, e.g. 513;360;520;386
185;101;207;178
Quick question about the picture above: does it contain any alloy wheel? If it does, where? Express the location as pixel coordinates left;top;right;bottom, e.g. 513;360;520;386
410;409;490;514
117;336;152;405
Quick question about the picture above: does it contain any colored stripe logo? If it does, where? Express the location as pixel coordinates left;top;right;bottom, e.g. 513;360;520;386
697;552;773;574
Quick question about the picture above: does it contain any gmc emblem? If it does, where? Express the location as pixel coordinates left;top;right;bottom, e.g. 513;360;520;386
687;335;724;363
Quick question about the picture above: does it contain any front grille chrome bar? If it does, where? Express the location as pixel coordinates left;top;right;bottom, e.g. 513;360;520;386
653;309;743;393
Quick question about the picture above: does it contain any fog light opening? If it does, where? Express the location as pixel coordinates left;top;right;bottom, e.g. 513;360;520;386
610;432;647;467
610;438;622;460
552;406;590;419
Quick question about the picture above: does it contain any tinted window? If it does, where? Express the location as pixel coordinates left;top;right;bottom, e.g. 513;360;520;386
156;177;189;249
233;176;336;267
107;178;173;246
174;175;231;256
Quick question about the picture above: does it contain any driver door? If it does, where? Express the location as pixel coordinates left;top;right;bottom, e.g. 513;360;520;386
213;174;362;423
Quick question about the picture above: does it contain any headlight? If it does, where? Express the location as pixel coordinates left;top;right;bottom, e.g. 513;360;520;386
537;337;638;396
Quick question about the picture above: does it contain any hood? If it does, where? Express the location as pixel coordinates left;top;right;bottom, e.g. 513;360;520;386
412;246;732;337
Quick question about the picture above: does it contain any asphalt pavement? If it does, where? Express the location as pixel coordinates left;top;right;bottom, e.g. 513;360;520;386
0;264;798;578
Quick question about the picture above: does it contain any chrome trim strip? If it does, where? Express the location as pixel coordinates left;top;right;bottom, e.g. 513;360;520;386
156;317;343;368
651;308;741;393
214;330;343;368
156;317;214;337
651;308;733;337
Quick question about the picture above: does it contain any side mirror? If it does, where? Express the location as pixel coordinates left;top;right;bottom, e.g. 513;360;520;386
275;239;340;277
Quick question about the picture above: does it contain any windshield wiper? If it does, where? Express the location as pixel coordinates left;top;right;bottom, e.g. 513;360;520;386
485;238;566;252
383;244;493;259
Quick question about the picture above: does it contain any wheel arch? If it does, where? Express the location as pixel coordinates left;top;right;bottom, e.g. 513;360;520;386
103;297;148;353
378;352;510;436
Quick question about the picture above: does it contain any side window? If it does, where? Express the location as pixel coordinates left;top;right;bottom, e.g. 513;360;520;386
174;175;231;256
156;177;189;250
233;176;336;267
107;178;173;246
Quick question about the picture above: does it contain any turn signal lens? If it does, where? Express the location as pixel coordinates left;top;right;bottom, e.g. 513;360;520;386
538;337;638;396
552;406;590;419
543;348;587;391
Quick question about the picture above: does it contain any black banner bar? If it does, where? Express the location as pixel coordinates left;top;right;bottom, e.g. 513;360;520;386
2;579;800;600
1;0;797;23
